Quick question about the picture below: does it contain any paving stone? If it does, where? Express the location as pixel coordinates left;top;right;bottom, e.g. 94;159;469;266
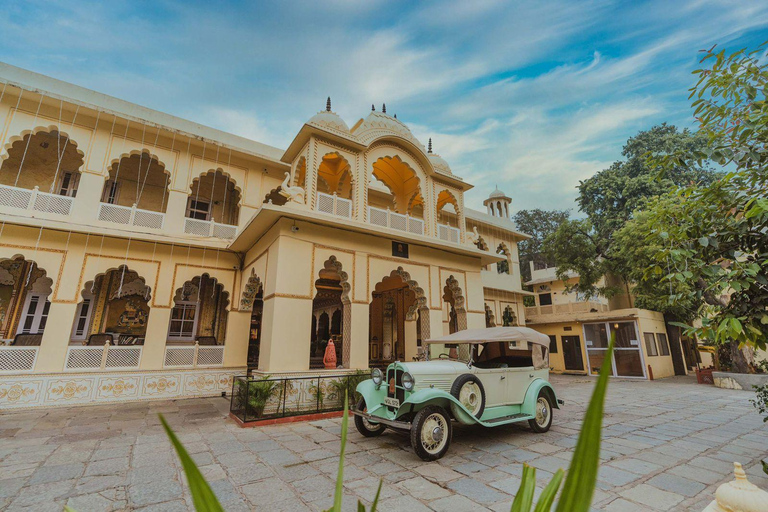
447;477;506;504
397;476;452;500
84;456;130;476
241;477;296;505
429;493;489;512
65;492;116;512
134;500;190;512
646;472;706;497
28;462;84;484
128;478;183;507
619;483;684;511
606;457;662;475
378;494;434;512
413;463;463;482
668;464;727;485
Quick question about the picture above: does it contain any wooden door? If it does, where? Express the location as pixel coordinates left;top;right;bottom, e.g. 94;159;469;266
562;335;584;371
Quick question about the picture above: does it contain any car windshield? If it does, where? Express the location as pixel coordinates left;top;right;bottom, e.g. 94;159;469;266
428;341;546;369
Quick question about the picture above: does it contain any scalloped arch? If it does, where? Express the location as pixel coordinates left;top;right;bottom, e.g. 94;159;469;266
0;125;86;167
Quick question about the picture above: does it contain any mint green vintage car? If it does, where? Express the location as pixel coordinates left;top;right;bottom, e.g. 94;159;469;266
352;327;562;460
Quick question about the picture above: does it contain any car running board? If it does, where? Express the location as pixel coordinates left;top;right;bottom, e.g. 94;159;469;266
482;413;531;425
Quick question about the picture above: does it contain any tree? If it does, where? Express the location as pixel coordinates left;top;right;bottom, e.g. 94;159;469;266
637;44;768;370
513;209;570;283
544;124;716;300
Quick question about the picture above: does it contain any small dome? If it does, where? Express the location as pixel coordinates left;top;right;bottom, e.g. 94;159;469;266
428;153;452;175
351;111;421;146
307;111;350;134
489;187;507;199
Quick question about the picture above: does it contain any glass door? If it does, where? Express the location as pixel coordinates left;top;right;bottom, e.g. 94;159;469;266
583;321;646;378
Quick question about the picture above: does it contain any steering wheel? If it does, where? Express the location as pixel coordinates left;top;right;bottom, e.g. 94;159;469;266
438;353;451;360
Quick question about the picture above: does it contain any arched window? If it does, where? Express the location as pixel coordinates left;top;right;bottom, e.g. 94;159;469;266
102;152;170;213
187;170;241;226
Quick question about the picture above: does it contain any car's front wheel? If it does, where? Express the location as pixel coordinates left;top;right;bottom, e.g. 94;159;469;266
410;405;452;461
354;397;386;437
528;391;553;433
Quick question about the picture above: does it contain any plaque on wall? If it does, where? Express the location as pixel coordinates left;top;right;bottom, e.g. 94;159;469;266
392;241;409;258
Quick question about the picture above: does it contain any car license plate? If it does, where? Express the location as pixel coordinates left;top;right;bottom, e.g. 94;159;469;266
384;397;400;408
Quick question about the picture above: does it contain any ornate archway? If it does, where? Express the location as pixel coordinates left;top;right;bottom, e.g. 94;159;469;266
309;256;351;369
369;267;429;367
241;269;264;369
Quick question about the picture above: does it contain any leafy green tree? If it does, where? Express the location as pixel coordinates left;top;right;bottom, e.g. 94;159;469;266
637;44;768;369
544;124;715;300
512;208;570;283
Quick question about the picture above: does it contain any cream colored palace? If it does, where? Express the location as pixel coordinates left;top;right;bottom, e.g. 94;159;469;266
0;63;532;409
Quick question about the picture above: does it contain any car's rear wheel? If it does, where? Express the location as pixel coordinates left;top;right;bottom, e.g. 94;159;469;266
410;405;452;461
528;391;553;433
450;374;486;418
354;397;386;437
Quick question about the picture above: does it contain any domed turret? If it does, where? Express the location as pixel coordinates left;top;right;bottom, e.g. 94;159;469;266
307;97;350;134
484;186;511;219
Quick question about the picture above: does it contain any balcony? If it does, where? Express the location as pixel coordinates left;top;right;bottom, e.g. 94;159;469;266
525;301;609;317
98;202;165;230
0;184;74;216
316;192;352;219
184;217;237;239
368;205;425;235
164;344;224;368
437;223;460;243
64;344;143;371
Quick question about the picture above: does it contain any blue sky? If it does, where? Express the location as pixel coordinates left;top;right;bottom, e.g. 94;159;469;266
1;1;766;213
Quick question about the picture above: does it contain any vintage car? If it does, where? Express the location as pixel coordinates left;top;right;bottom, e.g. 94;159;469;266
352;326;562;460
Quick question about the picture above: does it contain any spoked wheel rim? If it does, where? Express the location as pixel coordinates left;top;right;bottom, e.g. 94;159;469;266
458;382;482;416
535;397;551;427
360;405;382;431
420;413;448;454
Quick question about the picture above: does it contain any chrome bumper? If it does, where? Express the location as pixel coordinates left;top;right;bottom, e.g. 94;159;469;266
351;409;411;430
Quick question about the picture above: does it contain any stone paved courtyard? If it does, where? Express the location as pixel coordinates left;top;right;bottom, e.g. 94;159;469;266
1;375;766;511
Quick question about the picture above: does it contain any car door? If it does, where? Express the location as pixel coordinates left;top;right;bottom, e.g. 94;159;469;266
472;367;509;407
504;366;534;404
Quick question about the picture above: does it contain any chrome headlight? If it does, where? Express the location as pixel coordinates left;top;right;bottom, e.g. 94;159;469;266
402;372;415;391
371;368;383;386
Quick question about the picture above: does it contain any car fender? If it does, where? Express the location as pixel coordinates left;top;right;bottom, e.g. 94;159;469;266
522;379;559;417
400;388;479;425
355;379;388;416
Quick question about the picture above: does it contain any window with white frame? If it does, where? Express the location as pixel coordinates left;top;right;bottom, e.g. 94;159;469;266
58;172;79;197
186;198;210;220
17;293;51;334
71;297;94;340
168;302;199;340
102;179;120;203
643;332;658;356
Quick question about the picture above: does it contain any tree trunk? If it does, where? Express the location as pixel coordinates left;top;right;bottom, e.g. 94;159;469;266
729;339;753;374
663;313;689;376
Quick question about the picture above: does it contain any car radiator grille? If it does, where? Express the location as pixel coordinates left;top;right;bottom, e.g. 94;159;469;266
386;366;405;409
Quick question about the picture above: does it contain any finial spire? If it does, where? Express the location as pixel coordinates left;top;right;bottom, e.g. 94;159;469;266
371;104;375;111
382;103;386;113
428;138;433;154
394;113;397;119
326;97;331;112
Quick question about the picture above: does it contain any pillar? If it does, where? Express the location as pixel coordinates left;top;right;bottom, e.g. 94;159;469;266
259;296;313;372
71;172;104;224
164;190;188;236
404;319;418;362
140;306;171;370
35;302;78;373
222;310;250;368
349;302;369;369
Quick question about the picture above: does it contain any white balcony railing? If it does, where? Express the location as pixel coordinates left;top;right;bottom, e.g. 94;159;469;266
164;343;224;368
368;206;425;235
184;217;237;239
0;346;39;373
437;223;461;244
98;202;165;229
0;184;74;216
316;192;353;219
525;301;610;317
64;343;143;371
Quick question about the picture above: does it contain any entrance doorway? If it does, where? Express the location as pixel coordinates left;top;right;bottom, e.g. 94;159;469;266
369;275;415;368
561;335;584;371
248;288;263;370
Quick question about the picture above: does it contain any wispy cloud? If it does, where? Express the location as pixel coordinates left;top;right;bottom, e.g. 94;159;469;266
0;0;766;213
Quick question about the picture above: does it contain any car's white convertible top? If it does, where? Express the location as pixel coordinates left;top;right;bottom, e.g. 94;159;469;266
424;326;550;347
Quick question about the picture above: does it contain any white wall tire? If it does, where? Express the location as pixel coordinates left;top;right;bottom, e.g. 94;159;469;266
528;392;553;433
450;374;486;419
410;405;452;461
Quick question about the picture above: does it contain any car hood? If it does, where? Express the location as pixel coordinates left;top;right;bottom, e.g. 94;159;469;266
398;360;469;376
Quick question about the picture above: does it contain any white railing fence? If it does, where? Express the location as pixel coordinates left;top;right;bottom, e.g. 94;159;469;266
525;301;610;317
64;343;142;371
368;206;425;235
0;185;74;216
437;223;461;243
164;343;224;368
98;202;165;229
184;217;237;239
0;347;39;373
316;192;353;219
